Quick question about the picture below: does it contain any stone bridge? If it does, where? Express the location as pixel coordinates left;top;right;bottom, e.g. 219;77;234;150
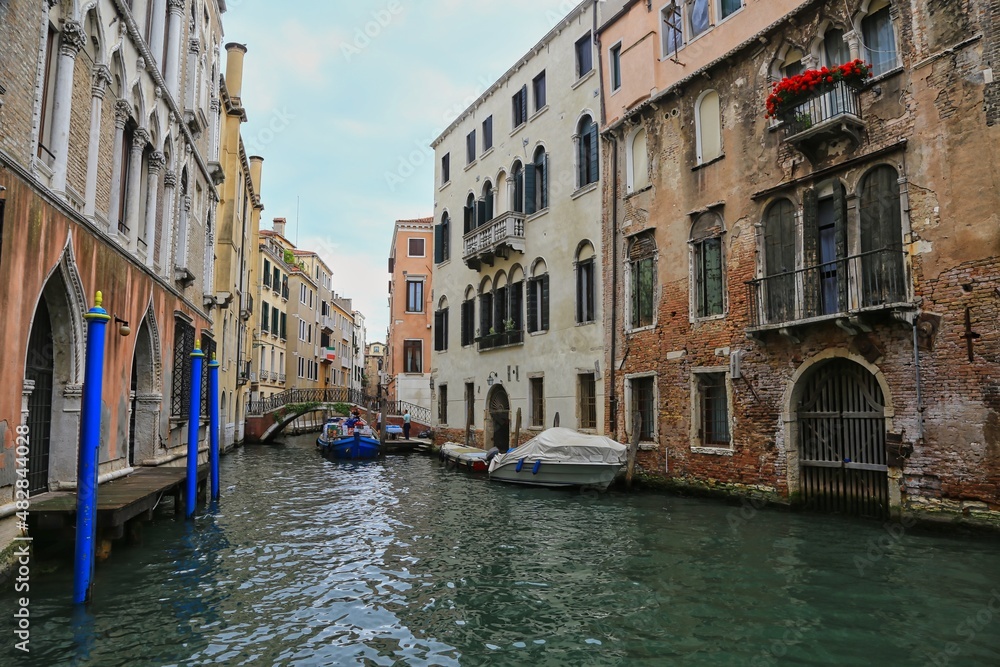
245;387;431;442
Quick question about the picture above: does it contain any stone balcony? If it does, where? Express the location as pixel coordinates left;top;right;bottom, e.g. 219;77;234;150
463;211;526;271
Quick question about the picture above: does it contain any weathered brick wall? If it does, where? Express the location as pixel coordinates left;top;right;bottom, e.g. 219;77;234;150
0;0;43;167
67;53;91;200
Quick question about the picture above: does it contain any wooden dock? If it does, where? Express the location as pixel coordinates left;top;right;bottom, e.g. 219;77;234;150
30;465;209;538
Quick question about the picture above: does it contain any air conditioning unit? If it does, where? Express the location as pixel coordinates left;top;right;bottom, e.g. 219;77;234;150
729;349;743;380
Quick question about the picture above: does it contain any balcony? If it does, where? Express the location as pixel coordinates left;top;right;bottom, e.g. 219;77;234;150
321;315;335;332
746;249;912;337
463;211;526;271
240;293;253;321
778;80;864;162
278;373;286;384
260;370;271;382
477;329;524;351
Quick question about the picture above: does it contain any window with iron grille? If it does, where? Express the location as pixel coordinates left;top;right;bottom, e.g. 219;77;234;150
631;375;655;441
530;377;544;427
629;233;656;329
577;115;599;187
465;382;475;429
579;373;597;430
171;319;195;419
697;372;730;446
200;334;216;418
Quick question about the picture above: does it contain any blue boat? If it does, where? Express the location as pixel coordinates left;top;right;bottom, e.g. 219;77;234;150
317;418;381;460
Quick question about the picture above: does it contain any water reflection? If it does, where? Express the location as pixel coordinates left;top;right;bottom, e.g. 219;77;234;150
2;434;1000;666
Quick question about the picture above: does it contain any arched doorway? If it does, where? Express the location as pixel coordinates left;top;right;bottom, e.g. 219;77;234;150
488;386;510;452
25;298;54;494
796;358;888;518
129;313;159;466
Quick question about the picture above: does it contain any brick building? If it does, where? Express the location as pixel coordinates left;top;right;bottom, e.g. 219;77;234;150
599;0;999;523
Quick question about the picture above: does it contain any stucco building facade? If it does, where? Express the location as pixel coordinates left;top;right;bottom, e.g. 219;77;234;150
598;0;1000;523
387;218;433;410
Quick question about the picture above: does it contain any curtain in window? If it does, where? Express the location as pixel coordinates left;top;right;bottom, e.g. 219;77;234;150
697;91;721;163
662;4;682;55
404;342;422;373
689;0;710;38
863;6;897;76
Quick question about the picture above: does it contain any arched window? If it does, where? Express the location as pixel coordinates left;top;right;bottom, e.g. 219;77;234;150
493;271;510;337
859;165;904;305
781;47;805;78
822;27;850;67
527;259;549;333
435;212;450;264
626;126;648;193
527;146;547;214
577;115;599;187
690;213;725;318
482;181;494;223
862;1;897;77
511;161;524;214
479;277;494;337
763;199;797;323
628;232;656;329
508;265;525;333
576;241;597;324
464;193;476;233
434;296;449;352
696;90;722;164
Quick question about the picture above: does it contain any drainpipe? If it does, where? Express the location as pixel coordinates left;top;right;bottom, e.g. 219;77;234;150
912;319;924;442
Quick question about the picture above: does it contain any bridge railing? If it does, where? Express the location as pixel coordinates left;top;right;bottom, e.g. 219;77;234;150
247;387;380;417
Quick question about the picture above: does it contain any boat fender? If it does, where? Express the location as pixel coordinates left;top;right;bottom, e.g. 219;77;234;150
516;458;525;473
532;460;541;475
485;447;499;462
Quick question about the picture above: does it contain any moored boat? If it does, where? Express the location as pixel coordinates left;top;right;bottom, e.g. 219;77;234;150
317;418;381;460
487;428;627;490
439;443;493;473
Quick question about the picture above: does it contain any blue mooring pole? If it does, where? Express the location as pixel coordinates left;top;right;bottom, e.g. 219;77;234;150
73;291;110;605
186;341;205;518
208;353;220;500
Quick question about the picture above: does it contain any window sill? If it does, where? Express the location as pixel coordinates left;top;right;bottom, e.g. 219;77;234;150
404;310;426;315
529;105;549;122
865;66;904;86
526;207;549;222
691;445;734;456
691;154;725;172
509;123;526;138
575;320;597;327
480;146;495;161
571;69;597;90
638;442;658;451
571;182;599;199
627;324;656;335
439;180;451;192
464;160;477;172
624;184;653;199
691;313;727;325
529;330;548;337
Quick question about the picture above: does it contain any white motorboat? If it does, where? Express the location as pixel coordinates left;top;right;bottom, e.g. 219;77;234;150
487;428;628;490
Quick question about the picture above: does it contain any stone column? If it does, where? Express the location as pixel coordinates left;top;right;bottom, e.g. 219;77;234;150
143;151;165;265
125;127;150;250
107;100;131;236
177;194;191;269
160;169;177;273
844;31;861;62
49;20;86;193
148;0;168;69
84;65;112;222
164;0;185;99
186;38;201;110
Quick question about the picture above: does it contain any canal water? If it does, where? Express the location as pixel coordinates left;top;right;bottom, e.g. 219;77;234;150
4;432;1000;666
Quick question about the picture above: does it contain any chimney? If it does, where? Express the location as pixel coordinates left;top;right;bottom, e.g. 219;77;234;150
248;155;264;198
273;217;286;237
225;42;248;103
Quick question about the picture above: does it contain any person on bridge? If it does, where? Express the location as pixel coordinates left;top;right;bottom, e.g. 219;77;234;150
403;410;411;440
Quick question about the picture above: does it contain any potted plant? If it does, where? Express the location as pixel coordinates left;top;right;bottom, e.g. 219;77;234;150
765;59;872;120
504;318;515;332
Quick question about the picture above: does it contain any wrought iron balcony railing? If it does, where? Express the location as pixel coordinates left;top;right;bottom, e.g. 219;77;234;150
778;79;864;159
746;248;909;331
477;329;524;351
463;211;526;270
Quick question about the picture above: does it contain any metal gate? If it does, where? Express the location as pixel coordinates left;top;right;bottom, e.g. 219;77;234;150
797;359;888;519
26;299;54;495
489;387;510;452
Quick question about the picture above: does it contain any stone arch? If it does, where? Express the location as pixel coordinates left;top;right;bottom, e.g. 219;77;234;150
82;3;106;65
485;384;511;452
129;306;162;466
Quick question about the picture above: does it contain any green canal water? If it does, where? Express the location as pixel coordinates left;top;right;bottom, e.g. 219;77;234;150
4;432;1000;666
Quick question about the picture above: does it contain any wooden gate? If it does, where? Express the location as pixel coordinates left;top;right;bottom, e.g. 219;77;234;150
797;359;888;518
26;299;54;495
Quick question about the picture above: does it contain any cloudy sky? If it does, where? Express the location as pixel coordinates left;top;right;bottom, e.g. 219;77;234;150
224;0;581;341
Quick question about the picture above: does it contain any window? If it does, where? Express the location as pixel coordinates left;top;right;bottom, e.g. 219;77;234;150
464;193;477;233
629;233;656;329
627;127;648;192
483;116;493;151
575;32;593;77
576;244;596;324
696;90;722;164
527;271;549;333
691;212;725;318
631;376;656;441
862;1;897;77
512;85;528;128
689;0;710;39
695;372;730;447
438;385;448;424
661;4;683;57
479;287;493;336
482;181;495;223
170;320;195;419
435;213;450;264
526;147;547;214
577;115;599;187
263;259;271;286
272;309;279;337
461;293;475;347
465;382;475;430
533;71;546;111
37;26;58;162
781;48;806;79
408;237;425;257
763;199;797;323
720;0;743;20
200;335;216;417
466;129;476;165
441;153;450;185
403;340;422;373
260;301;269;332
609;43;622;91
511;162;524;214
579;373;597;430
434;303;449;352
859;165;905;306
822;28;850;67
406;279;424;312
273;267;280;291
530;377;544;427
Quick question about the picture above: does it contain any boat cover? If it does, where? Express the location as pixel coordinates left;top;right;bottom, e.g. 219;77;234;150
488;428;627;472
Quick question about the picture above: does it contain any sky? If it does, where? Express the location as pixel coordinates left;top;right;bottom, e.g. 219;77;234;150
224;0;584;342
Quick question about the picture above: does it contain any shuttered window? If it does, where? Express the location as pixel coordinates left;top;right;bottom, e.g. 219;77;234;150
577;258;595;323
575;33;593;77
461;299;475;346
441;153;450;185
479;291;494;335
263;259;271;286
764;199;797;323
260;301;269;332
438;385;448;424
512;85;528;128
509;281;524;331
271;308;279;336
466;129;476;165
434;308;449;351
512;163;524;213
526;275;549;333
482;116;493;151
533;71;546;111
578;116;599;187
629;233;656;328
280;313;286;340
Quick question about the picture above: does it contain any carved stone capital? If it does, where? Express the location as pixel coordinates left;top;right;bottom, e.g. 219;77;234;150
132;127;152;151
114;99;132;127
59;20;87;57
164;170;178;188
91;64;112;98
167;0;186;16
189;38;201;55
148;151;166;173
183;195;192;212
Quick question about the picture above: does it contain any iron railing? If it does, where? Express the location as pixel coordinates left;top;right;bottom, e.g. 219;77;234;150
780;79;862;140
477;329;524;351
747;248;908;330
278;373;286;384
247;387;431;424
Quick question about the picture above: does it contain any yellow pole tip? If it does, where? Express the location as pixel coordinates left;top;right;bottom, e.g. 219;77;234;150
194;340;202;351
212;352;217;361
94;291;103;308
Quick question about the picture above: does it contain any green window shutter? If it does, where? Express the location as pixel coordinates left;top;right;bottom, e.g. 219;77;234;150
476;200;487;227
578;132;587;187
443;308;448;350
464;205;473;233
485;193;494;222
541;275;550;331
520;84;528;124
540;154;548;209
280;313;286;340
511;281;523;330
704;238;723;316
588;124;599;184
434;223;443;263
514;168;524;213
524;163;537;215
260;301;268;331
461;301;469;345
833;181;849;312
527;278;538;332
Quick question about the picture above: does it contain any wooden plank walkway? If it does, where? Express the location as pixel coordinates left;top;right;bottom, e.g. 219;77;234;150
31;465;209;530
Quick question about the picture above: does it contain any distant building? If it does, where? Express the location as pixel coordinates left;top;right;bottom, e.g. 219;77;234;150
255;221;293;399
351;311;367;393
365;342;387;400
386;218;433;410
